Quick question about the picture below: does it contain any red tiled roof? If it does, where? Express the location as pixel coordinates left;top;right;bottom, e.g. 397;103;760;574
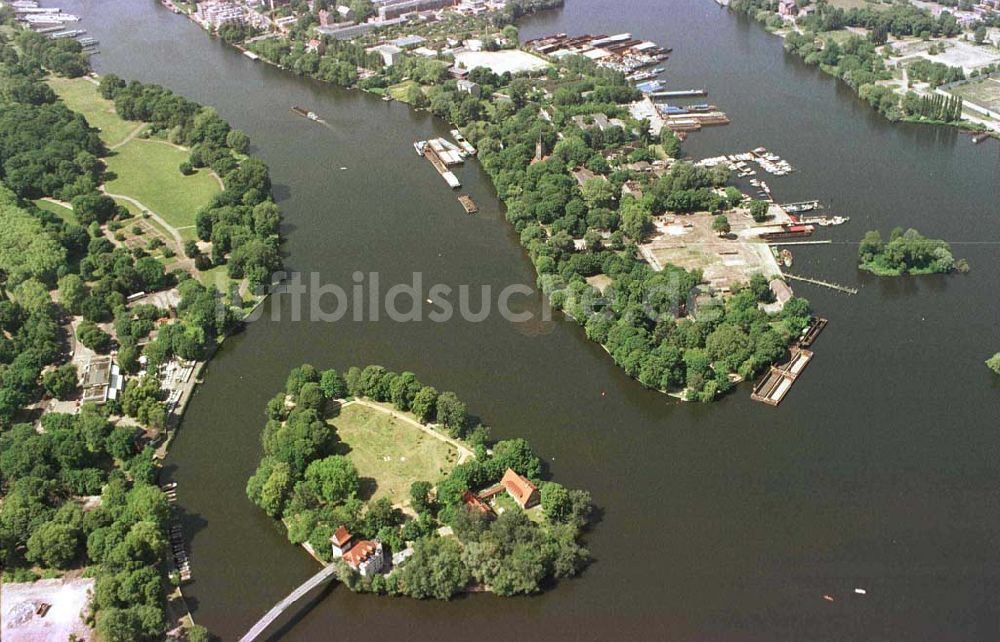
342;540;378;567
331;526;352;548
462;490;492;515
501;468;537;507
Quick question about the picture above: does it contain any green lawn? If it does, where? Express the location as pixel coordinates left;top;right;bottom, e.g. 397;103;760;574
388;80;420;103
47;76;140;147
329;403;459;506
104;139;220;236
33;199;76;224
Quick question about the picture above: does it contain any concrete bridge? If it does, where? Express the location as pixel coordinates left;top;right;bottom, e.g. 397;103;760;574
239;563;338;642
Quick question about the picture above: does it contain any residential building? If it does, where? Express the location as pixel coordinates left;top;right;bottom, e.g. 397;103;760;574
778;0;798;17
462;490;494;517
374;0;456;21
501;468;540;509
194;0;246;29
457;78;481;97
335;3;355;21
342;540;385;576
370;43;404;66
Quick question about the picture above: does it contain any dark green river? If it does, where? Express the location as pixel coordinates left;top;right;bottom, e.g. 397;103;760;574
59;0;1000;639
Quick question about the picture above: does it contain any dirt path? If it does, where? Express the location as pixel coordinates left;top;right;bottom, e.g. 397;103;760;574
99;188;184;249
110;122;148;150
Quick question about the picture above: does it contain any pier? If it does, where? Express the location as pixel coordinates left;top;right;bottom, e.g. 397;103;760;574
650;89;707;99
798;317;828;348
782;272;858;295
750;347;813;406
239;563;339;642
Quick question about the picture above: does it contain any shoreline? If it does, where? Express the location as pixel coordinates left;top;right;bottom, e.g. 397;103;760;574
718;1;997;139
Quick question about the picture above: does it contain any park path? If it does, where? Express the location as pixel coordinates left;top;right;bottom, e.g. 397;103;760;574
98;188;185;250
109;123;148;150
342;398;475;463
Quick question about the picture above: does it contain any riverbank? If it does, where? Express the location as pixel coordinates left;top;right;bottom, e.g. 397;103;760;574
725;0;998;138
0;20;282;641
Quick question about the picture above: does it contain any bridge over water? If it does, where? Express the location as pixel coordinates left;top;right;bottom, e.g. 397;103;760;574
239;563;338;642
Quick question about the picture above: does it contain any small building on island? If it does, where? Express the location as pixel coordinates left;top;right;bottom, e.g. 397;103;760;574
330;526;354;558
342;540;385;577
501;468;540;509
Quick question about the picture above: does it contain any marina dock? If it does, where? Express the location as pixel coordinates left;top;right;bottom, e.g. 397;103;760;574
798;317;828;348
415;139;462;189
650;89;707;99
750;347;813;406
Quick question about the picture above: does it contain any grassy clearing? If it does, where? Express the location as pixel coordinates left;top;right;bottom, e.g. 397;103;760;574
33;199;76;224
949;76;1000;112
388;80;420;103
104;139;219;235
47;76;140;147
329;403;459;506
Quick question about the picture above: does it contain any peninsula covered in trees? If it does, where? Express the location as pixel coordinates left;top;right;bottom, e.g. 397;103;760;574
858;227;964;276
247;363;593;599
197;0;814;402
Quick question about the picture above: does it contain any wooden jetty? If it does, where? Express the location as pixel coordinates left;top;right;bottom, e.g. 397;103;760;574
750;347;813;406
782;272;858;295
798;316;828;348
458;194;478;213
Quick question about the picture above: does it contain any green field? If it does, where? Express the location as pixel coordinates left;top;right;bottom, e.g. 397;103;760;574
47;76;140;147
388;80;420;103
104;139;220;238
949;76;1000;112
329;403;459;506
33;199;76;223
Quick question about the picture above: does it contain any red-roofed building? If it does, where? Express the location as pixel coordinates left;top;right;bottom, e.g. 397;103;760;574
500;468;539;509
462;490;494;518
330;526;353;558
342;539;385;577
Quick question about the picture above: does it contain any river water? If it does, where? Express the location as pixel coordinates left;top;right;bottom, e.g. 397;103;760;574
59;0;1000;639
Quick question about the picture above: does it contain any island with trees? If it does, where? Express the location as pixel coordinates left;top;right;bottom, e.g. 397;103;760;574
987;353;1000;376
858;227;965;276
0;20;282;642
247;363;594;598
